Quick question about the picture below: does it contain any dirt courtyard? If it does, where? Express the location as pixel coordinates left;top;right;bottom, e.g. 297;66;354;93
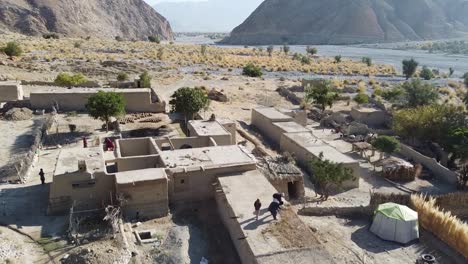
298;215;465;264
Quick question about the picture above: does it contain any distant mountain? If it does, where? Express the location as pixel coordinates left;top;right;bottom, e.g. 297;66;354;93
154;0;264;32
0;0;173;40
222;0;468;45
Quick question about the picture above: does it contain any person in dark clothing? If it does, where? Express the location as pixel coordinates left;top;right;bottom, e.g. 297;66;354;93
39;168;45;185
273;193;284;206
254;199;262;220
268;201;280;220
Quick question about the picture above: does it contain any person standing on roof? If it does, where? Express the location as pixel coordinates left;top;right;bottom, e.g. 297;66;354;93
268;201;280;220
39;168;45;185
254;199;262;220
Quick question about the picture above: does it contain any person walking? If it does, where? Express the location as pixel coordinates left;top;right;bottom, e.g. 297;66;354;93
268;201;280;220
254;199;262;220
39;168;45;185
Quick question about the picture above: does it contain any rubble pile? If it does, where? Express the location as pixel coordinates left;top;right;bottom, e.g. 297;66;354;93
5;107;33;121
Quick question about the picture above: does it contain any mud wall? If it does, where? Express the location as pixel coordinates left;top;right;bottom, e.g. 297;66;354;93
30;89;165;113
399;144;458;184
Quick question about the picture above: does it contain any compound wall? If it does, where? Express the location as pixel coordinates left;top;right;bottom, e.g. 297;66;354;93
30;89;165;113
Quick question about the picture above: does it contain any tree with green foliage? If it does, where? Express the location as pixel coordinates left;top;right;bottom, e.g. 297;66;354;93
362;57;372;66
399;79;439;108
309;152;355;200
306;46;318;56
393;104;465;145
148;35;161;43
282;44;290;55
420;66;434;80
301;56;311;65
117;72;129;82
139;71;152;88
169;87;210;125
444;127;468;163
267;46;274;57
402;58;418;79
86;91;125;132
304;79;338;111
354;92;369;105
54;73;88;87
382;86;404;102
2;42;22;59
242;63;263;77
372;136;400;160
334;55;342;63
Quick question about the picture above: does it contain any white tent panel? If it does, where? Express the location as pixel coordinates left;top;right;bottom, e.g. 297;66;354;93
370;212;419;244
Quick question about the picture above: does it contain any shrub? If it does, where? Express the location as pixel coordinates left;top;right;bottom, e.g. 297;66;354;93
334;55;342;63
400;79;439;107
301;56;311;65
54;73;88;87
2;42;22;58
139;71;152;88
382;86;404;102
115;36;123;42
372;136;400;158
402;58;418;79
242;63;263;77
267;46;274;57
354;92;369;104
43;33;59;39
420;66;434;80
201;44;207;56
74;42;82;49
148;35;161;43
306;46;318;55
117;72;129;82
362;57;372;66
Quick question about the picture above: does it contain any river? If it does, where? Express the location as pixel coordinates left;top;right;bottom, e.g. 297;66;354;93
174;35;468;77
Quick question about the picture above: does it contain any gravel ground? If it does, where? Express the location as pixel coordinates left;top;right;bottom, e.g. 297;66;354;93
0;226;47;263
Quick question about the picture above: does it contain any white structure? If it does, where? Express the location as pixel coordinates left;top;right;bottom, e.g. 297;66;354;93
370;203;419;244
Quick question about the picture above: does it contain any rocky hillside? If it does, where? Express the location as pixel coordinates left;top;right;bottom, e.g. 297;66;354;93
0;0;173;40
223;0;468;45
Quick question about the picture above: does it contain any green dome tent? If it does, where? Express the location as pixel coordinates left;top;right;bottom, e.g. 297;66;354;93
370;203;419;244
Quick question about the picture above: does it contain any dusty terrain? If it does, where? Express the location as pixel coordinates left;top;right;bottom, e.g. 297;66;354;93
0;34;466;264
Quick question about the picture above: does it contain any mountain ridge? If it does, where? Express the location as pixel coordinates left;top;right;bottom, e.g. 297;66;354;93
222;0;468;45
0;0;174;40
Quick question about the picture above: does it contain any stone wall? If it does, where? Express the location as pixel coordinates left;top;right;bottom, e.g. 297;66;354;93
399;144;458;184
30;89;165;113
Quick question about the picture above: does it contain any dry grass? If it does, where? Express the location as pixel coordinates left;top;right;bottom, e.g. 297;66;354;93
262;207;320;249
0;33;396;76
410;194;468;258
